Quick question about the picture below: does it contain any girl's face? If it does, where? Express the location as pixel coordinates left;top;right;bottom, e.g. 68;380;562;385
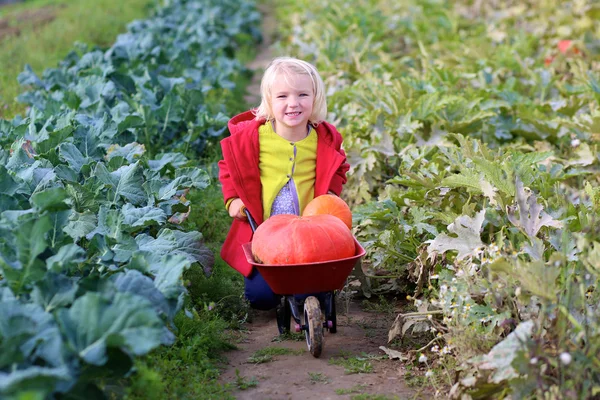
270;73;314;132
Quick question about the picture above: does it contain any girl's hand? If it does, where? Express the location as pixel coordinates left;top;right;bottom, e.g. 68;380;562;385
228;198;248;220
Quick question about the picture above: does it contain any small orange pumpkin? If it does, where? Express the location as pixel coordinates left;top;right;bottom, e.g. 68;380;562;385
251;214;355;265
303;194;352;230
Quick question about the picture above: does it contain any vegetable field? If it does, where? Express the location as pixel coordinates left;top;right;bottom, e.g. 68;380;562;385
0;0;260;398
1;0;599;399
274;0;600;398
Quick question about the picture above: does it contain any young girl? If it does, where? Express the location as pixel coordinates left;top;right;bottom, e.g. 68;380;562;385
218;57;349;310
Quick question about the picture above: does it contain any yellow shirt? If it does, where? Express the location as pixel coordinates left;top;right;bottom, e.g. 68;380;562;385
259;122;317;221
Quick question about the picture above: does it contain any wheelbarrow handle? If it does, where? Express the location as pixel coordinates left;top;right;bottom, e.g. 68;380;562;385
244;208;258;233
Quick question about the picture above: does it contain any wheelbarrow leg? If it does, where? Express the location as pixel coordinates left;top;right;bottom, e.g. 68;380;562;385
286;296;304;333
276;295;292;334
323;291;337;333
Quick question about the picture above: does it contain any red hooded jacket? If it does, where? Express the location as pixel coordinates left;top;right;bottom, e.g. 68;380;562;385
218;110;350;277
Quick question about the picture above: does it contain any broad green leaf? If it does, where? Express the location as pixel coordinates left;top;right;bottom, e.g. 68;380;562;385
157;176;190;200
63;211;97;241
135;229;214;272
31;273;78;312
442;170;484;193
0;366;71;397
151;254;191;298
0;299;65;368
30;187;69;212
112;162;147;205
105;142;146;163
56;292;167;366
121;204;167;229
175;167;210;189
0;215;52;292
111;270;170;317
85;206;123;241
45;244;86;273
0;165;21;196
58;143;89;172
147;153;189;171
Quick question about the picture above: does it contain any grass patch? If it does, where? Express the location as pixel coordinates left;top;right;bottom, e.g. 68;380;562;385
335;384;367;395
122;309;237;400
351;395;401;400
247;346;304;364
328;351;376;374
271;331;305;342
233;369;259;390
308;372;330;384
0;0;155;118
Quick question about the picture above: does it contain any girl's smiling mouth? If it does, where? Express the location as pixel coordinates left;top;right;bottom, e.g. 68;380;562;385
286;111;301;116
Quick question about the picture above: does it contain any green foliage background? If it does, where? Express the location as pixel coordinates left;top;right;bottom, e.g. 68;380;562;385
272;0;600;397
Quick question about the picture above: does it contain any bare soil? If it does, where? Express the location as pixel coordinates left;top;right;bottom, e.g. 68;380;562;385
219;301;424;400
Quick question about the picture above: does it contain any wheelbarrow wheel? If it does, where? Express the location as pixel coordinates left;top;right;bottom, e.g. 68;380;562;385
304;296;323;358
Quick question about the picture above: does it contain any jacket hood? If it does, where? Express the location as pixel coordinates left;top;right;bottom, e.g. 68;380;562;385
227;110;263;136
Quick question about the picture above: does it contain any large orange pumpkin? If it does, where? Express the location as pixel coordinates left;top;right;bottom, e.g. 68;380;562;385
303;194;353;230
251;214;355;265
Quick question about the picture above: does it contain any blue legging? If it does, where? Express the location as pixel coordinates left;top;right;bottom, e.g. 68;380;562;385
244;269;280;310
244;269;327;310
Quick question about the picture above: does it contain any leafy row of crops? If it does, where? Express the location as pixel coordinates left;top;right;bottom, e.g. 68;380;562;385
0;0;259;398
274;0;599;397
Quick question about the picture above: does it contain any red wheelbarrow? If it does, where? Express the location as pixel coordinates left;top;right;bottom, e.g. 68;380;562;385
241;211;366;357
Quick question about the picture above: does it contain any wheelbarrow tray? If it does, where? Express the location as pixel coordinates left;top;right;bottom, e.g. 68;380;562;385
242;238;365;295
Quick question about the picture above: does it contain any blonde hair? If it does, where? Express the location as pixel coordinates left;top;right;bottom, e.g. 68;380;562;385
254;57;327;125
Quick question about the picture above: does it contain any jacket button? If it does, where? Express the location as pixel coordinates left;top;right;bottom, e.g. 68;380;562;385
286;174;290;178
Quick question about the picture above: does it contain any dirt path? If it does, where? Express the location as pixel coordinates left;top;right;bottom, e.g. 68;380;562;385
219;301;420;400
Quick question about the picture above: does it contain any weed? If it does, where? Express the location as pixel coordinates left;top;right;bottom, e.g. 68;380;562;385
351;394;401;400
271;331;305;342
308;372;330;384
335;384;367;395
328;352;375;374
247;346;303;364
234;369;258;390
361;295;398;317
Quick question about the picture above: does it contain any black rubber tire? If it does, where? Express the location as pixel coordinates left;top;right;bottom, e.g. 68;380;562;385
304;296;323;358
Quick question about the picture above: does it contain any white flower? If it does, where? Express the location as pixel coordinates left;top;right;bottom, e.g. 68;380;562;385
515;287;521;296
530;357;538;365
560;352;572;365
425;370;434;378
431;345;439;353
419;354;428;363
441;346;452;355
571;138;581;147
